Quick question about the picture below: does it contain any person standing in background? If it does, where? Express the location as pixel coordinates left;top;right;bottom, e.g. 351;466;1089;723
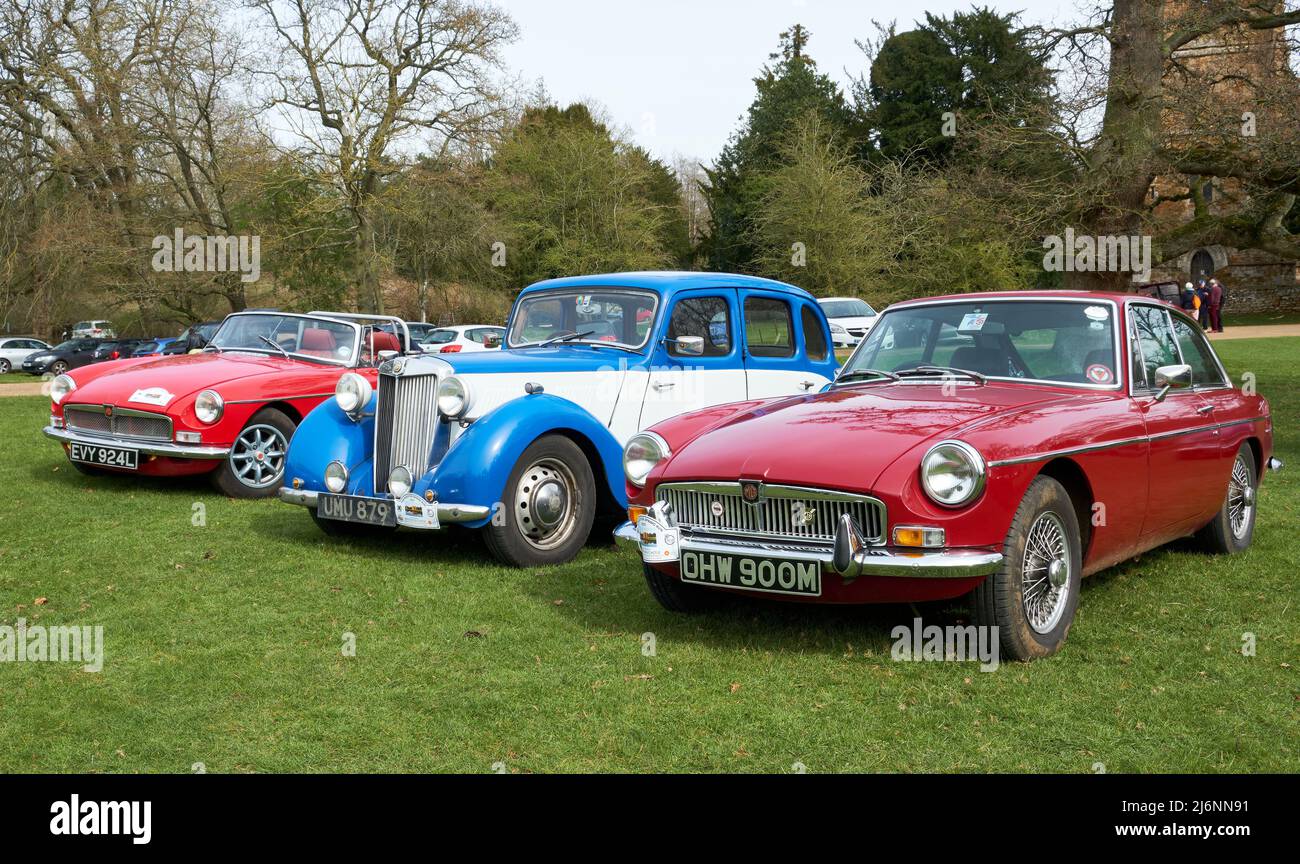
1181;282;1197;314
1208;278;1225;332
1195;280;1212;329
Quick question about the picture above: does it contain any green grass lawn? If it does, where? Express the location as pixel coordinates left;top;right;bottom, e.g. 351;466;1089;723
0;338;1295;773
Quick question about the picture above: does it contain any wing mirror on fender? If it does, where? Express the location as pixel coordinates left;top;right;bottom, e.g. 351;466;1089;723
1153;363;1192;402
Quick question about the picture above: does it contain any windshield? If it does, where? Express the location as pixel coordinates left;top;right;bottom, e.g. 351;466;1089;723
508;288;657;349
843;299;1119;387
424;329;457;344
820;299;876;318
208;314;358;365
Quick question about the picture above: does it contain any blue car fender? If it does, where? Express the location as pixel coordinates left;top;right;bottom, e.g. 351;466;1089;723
283;395;378;496
424;393;626;527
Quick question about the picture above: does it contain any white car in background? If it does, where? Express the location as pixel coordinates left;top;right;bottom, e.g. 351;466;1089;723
0;336;52;374
817;297;878;348
71;320;116;339
420;325;505;354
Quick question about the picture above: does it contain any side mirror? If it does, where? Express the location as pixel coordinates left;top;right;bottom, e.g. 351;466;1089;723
672;335;705;356
1153;363;1192;401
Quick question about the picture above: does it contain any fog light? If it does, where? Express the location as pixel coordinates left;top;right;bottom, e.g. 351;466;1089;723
176;431;201;444
424;489;436;503
388;465;412;497
893;526;945;548
324;461;348;493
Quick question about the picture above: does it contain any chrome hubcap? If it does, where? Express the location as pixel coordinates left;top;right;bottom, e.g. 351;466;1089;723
1022;511;1070;635
230;424;287;489
514;458;579;550
1227;455;1254;540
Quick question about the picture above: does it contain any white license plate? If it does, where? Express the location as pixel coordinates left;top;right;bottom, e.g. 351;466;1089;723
68;442;139;470
680;551;821;597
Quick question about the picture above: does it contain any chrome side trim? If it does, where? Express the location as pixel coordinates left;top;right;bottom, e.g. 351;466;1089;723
226;392;336;405
988;416;1269;466
43;425;228;459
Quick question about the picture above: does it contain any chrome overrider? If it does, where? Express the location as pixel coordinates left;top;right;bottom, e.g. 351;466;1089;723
615;504;1004;579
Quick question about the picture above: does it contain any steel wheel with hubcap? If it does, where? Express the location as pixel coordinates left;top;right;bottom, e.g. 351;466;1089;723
210;407;296;498
1196;443;1258;554
484;434;596;567
0;359;9;374
971;475;1082;661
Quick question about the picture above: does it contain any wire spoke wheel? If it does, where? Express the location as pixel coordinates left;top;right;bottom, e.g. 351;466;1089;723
513;457;581;552
1227;453;1255;541
1022;511;1071;634
229;423;288;489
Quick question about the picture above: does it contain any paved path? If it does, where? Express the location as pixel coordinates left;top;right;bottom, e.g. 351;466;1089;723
0;380;46;397
1207;323;1300;341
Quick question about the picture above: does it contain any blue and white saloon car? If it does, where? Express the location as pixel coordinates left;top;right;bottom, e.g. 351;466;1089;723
279;272;839;566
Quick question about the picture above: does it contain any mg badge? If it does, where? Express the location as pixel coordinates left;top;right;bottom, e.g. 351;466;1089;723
710;500;725;518
103;405;113;418
741;482;760;503
797;503;816;526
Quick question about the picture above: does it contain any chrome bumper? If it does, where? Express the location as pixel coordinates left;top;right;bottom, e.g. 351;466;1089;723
614;519;1003;579
277;487;491;525
43;425;229;459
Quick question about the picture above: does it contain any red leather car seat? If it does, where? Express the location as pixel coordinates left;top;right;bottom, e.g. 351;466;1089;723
301;329;338;357
369;331;401;353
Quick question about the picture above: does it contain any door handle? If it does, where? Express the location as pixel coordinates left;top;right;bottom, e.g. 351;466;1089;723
1196;404;1214;415
652;382;676;391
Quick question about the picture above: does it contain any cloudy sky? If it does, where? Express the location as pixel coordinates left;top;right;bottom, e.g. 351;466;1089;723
500;0;1082;164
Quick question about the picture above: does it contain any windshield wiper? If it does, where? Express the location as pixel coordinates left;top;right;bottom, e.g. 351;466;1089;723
893;365;986;384
835;368;899;384
257;335;290;359
537;329;597;348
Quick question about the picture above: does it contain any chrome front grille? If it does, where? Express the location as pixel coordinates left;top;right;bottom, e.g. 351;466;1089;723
65;405;172;442
373;371;440;493
659;482;886;545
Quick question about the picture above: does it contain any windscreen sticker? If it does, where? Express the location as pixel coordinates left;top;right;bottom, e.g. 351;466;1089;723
128;387;174;407
1085;364;1114;385
957;313;988;332
1084;305;1110;321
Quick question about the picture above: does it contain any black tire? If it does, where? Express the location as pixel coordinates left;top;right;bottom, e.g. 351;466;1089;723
482;434;596;567
210;407;296;498
643;563;728;613
1195;443;1257;554
970;476;1082;661
50;360;68;376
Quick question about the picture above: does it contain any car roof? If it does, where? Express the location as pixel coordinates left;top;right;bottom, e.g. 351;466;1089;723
520;271;816;301
890;290;1138;308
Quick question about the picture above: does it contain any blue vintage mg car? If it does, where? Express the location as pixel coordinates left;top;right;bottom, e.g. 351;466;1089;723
278;272;839;566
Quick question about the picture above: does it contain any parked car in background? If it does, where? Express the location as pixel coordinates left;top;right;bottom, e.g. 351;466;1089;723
376;321;443;345
70;320;116;339
817;297;878;348
618;291;1279;661
280;272;839;567
162;321;221;354
92;340;147;363
1139;281;1182;307
21;338;103;376
131;338;178;357
44;312;411;498
0;337;52;374
420;325;505;353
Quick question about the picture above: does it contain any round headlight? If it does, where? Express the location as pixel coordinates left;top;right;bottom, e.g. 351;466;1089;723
335;372;372;417
437;376;471;418
195;389;224;424
920;440;986;507
49;374;76;405
623;431;670;487
324;460;348;493
388;465;412;498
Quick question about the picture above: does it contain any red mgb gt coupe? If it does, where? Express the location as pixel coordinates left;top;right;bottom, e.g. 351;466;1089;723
616;292;1280;660
44;311;407;498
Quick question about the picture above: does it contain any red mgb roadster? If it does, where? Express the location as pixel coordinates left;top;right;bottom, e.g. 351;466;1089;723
44;311;407;498
616;292;1280;660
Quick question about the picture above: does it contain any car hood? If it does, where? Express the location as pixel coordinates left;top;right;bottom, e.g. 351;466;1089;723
828;316;876;329
659;382;1079;490
65;351;341;408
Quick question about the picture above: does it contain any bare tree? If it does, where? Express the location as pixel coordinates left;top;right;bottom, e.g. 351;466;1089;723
249;0;517;312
